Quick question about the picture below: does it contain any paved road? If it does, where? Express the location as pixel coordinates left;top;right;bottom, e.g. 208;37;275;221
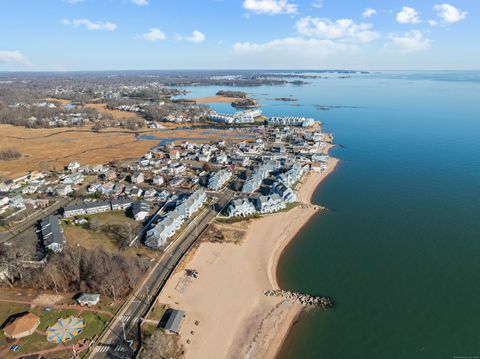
88;189;233;359
0;179;95;243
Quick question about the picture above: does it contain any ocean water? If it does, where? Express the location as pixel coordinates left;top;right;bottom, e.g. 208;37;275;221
179;71;480;358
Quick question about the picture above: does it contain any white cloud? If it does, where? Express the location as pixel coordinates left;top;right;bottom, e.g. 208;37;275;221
362;8;377;18
311;0;323;9
385;30;430;54
62;19;117;31
0;50;30;67
232;37;352;67
185;30;206;43
396;6;420;24
142;28;167;41
295;16;380;43
242;0;298;15
131;0;149;5
63;0;85;4
428;19;438;26
434;4;467;23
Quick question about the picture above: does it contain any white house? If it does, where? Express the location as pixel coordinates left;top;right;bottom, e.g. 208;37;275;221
255;194;286;214
226;198;256;217
67;161;80;172
208;169;232;191
267;117;315;127
132;201;150;221
153;175;164;186
131;172;144;184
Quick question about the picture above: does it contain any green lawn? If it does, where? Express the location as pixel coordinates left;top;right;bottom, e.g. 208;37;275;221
32;308;78;331
146;303;166;322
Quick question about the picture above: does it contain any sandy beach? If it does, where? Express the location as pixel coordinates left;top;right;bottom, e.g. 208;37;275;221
192;95;243;103
156;155;339;359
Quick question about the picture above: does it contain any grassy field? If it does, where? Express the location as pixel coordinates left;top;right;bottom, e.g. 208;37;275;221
0;124;249;178
62;211;156;257
0;303;109;358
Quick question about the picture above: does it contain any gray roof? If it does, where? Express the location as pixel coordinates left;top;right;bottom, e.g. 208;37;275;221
40;215;64;248
161;309;185;333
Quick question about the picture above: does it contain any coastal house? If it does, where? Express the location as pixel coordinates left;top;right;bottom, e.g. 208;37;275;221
153;175;164;186
131;172;144;184
132;201;150;221
272;181;297;203
310;162;327;172
111;198;134;211
145;212;183;248
267;117;315;127
101;170;117;181
55;184;73;197
255;194;286;214
62;200;110;218
39;215;65;253
168;150;180;160
145;189;206;249
277;164;307;187
208;169;232;191
242;176;263;194
62;173;84;185
226;198;256;217
67;161;80;172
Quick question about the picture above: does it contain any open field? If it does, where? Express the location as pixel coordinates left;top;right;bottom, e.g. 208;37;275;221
0;292;111;358
62;211;156;257
84;103;144;121
192;95;242;103
0;124;248;178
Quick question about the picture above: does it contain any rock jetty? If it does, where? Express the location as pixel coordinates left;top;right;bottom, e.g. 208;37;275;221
264;289;334;308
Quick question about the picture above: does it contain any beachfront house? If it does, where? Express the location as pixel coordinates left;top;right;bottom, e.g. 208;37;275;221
255;194;286;214
267;117;315;127
277;164;307;187
272;181;297;203
226;198;257;217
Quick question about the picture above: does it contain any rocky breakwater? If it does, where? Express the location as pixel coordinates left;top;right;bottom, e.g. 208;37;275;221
264;289;334;309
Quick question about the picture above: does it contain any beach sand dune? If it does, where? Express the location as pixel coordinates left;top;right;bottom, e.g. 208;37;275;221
156;157;338;359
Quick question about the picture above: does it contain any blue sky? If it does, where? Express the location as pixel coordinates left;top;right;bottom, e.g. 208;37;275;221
0;0;478;71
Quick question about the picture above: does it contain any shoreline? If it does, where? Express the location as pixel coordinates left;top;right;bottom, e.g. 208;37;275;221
155;149;339;359
265;156;339;359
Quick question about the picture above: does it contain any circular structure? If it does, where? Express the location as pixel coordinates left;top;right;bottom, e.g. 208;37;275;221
46;316;85;344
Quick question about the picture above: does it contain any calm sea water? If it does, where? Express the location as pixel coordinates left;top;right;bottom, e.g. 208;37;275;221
180;71;480;358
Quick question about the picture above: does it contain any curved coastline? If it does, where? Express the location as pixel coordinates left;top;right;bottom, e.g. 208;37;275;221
154;147;339;359
265;155;339;359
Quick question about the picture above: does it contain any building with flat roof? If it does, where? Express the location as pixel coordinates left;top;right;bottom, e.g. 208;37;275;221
159;309;185;334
